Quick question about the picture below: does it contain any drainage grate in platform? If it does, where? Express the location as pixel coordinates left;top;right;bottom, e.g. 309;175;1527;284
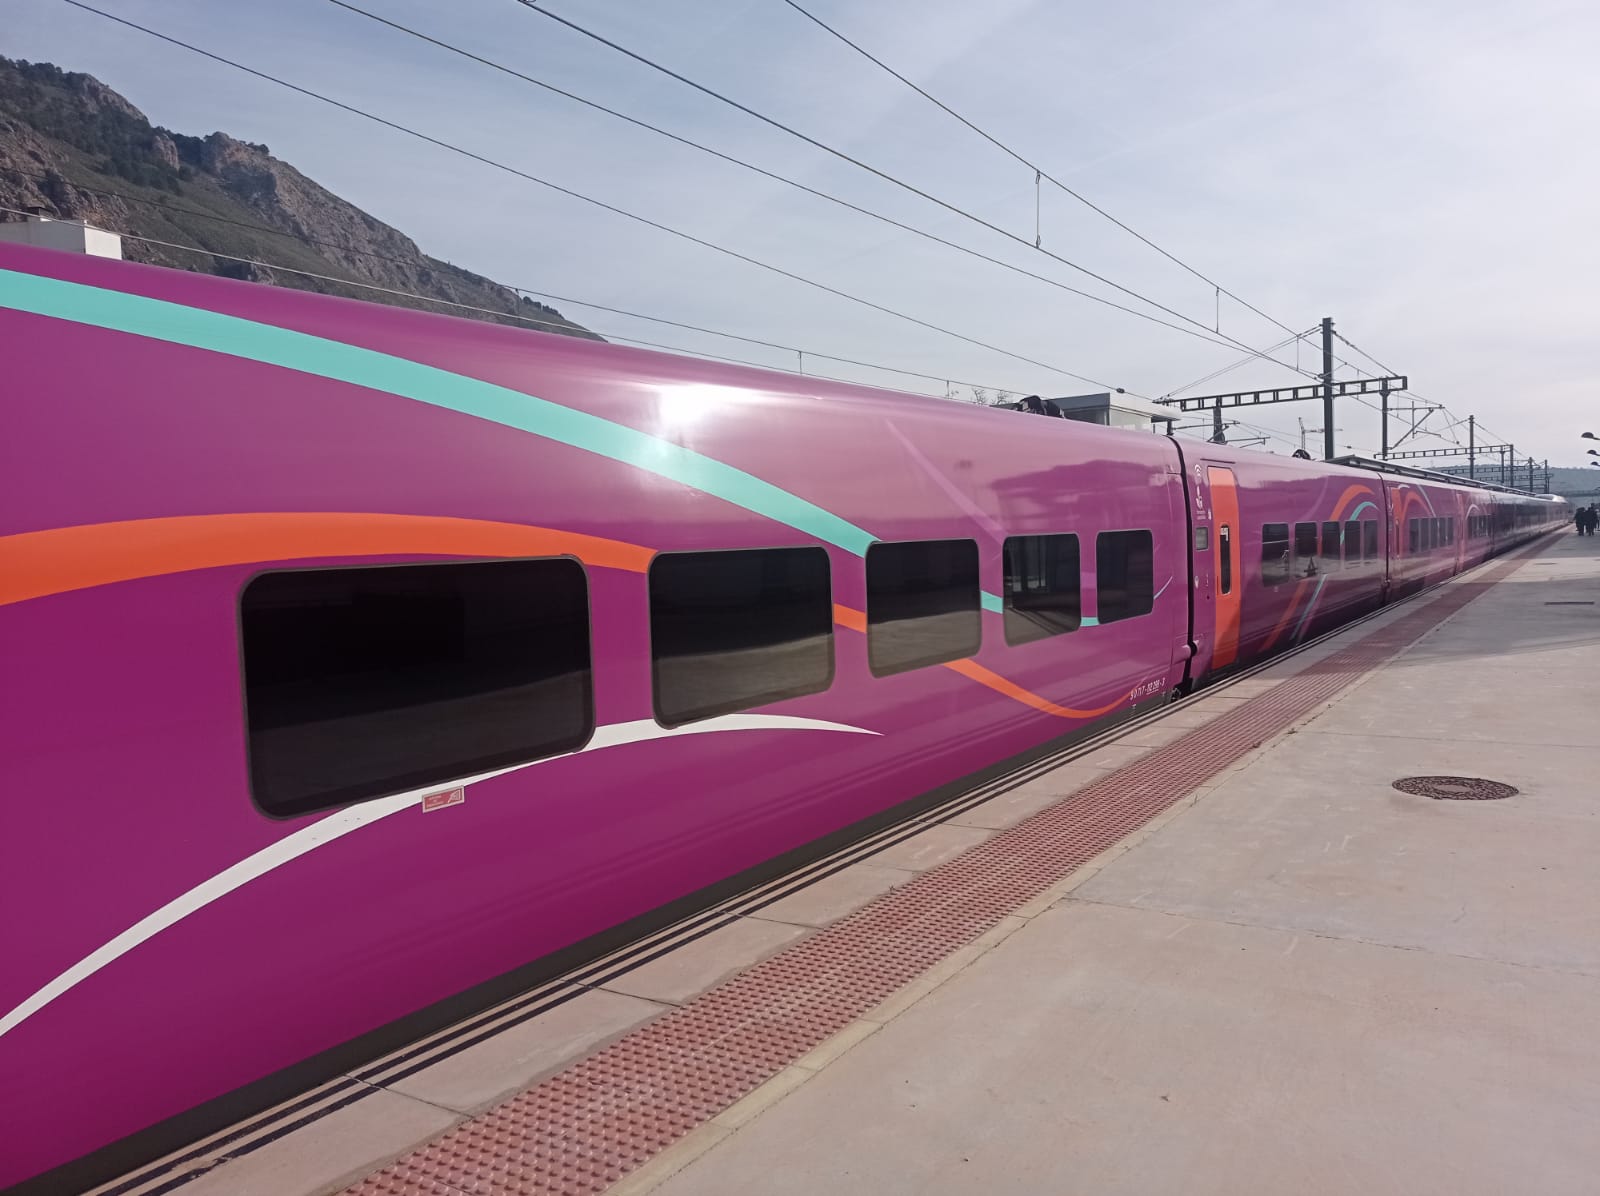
1393;775;1519;801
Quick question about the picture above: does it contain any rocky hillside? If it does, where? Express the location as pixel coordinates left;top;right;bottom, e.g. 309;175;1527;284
0;57;600;339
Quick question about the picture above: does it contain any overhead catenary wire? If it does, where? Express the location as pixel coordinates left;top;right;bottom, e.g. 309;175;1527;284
58;0;1128;394
1158;329;1312;398
324;0;1311;370
0;165;1034;391
0;199;1036;397
513;0;1328;379
774;0;1301;339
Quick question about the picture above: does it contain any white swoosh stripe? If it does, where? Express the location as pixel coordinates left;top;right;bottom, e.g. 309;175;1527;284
0;714;877;1040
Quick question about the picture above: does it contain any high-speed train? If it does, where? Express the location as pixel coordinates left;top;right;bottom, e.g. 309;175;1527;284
0;242;1567;1192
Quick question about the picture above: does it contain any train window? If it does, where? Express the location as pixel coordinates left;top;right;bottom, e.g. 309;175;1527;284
1448;517;1456;544
1321;521;1341;571
1343;520;1361;567
1294;522;1319;577
1003;534;1081;646
650;546;833;726
1096;530;1155;623
1218;525;1233;595
240;559;593;819
1262;523;1291;586
866;538;981;676
1408;518;1419;553
1363;520;1378;560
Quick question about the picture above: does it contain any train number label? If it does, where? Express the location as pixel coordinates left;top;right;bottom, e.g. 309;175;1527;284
1130;678;1166;701
422;787;465;813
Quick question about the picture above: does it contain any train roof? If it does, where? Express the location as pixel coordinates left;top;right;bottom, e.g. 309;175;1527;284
1329;454;1549;499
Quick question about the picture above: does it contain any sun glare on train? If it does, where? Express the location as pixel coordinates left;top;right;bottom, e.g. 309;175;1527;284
656;383;743;436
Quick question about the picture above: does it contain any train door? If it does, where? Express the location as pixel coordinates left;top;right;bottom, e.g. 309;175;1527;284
1207;466;1242;670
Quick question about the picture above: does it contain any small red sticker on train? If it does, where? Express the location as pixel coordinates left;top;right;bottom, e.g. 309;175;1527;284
422;787;465;813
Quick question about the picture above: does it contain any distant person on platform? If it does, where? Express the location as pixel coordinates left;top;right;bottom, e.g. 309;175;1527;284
1590;506;1600;535
1575;508;1586;535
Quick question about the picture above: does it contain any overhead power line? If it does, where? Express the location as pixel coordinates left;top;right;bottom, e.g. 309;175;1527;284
58;0;1126;394
1160;329;1312;399
514;0;1324;378
324;1;1296;365
1332;329;1400;376
0;191;1024;395
774;0;1299;338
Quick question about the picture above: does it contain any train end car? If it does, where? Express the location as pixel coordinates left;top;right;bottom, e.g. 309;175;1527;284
2;242;1199;1191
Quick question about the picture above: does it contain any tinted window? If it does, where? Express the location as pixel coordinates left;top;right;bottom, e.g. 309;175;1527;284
1363;520;1378;560
1408;518;1418;553
241;559;593;819
1003;534;1081;646
1448;517;1456;544
1262;523;1291;586
1218;524;1233;595
1343;520;1361;566
867;539;981;676
650;547;833;726
1294;522;1319;577
1096;530;1154;623
1321;521;1341;571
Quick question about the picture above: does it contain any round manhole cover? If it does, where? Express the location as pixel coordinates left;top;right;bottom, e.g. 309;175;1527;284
1393;776;1519;801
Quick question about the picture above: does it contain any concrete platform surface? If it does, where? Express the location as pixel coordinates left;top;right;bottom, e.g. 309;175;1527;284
641;535;1600;1196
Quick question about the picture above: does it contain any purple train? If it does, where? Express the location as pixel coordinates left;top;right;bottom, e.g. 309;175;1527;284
0;242;1567;1192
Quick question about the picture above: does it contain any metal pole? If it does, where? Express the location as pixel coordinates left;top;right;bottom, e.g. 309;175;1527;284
1320;317;1335;461
1211;401;1225;444
1467;415;1475;481
1543;459;1551;491
1380;387;1390;458
1527;456;1535;492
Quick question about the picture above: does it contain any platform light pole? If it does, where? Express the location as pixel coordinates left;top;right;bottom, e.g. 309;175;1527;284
1467;415;1476;480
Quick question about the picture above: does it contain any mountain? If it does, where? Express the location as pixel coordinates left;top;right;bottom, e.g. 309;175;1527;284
0;56;601;340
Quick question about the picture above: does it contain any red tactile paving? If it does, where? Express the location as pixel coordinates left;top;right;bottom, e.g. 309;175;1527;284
348;546;1547;1196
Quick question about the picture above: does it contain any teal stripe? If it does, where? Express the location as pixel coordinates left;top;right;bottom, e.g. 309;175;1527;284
3;267;894;552
1293;573;1327;642
1351;500;1376;519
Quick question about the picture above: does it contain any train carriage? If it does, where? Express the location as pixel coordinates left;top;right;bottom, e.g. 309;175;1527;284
0;243;1567;1192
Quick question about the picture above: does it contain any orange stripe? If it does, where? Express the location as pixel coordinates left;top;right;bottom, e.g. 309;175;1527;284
832;604;1129;720
941;658;1130;719
0;512;654;606
831;603;867;634
1331;482;1376;521
1259;581;1306;653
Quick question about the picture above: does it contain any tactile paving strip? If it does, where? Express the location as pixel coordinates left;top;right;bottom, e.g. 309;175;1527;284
349;543;1548;1196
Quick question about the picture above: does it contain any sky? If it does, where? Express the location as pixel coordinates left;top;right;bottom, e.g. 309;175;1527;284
7;0;1599;468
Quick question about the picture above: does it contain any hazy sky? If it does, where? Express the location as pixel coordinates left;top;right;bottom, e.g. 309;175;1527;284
8;0;1597;467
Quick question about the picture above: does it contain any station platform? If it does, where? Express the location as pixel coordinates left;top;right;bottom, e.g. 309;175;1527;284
97;532;1600;1196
